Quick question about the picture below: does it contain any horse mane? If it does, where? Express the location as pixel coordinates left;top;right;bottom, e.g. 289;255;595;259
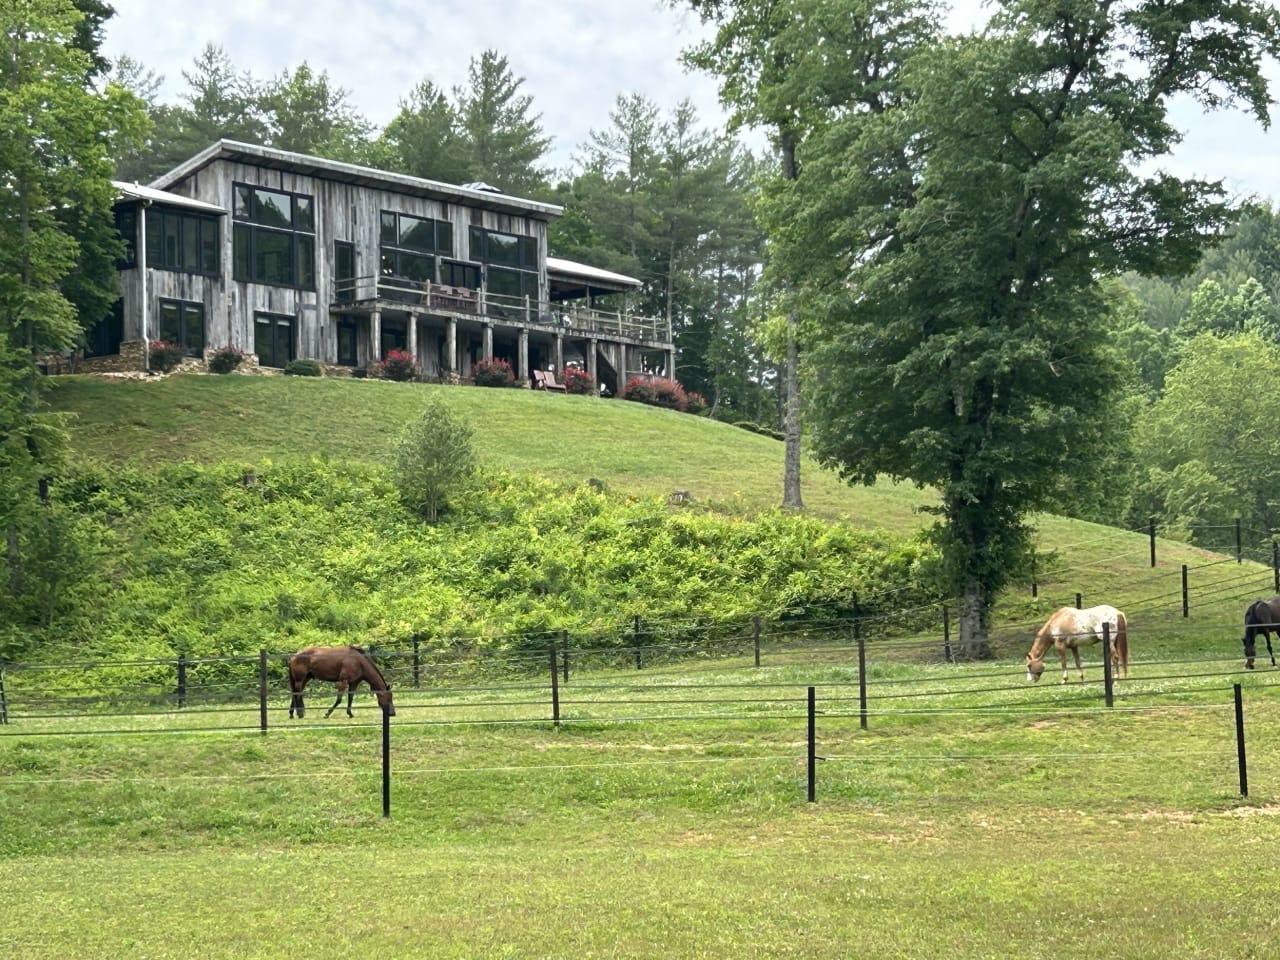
351;646;389;688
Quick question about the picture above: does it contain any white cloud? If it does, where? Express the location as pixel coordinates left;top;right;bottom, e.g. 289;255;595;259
103;0;1278;200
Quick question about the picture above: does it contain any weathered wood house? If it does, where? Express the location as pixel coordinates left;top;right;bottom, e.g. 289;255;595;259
89;140;673;394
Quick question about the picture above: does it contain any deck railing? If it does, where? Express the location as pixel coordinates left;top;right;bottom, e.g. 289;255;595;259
333;275;671;344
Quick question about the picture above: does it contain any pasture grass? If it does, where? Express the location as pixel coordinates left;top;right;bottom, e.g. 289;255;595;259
5;650;1280;958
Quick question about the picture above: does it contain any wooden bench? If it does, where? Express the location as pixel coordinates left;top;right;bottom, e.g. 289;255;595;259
533;369;567;392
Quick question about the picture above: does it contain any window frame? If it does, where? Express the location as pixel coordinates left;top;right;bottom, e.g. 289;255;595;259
253;311;296;369
143;208;220;277
232;182;316;290
156;298;206;357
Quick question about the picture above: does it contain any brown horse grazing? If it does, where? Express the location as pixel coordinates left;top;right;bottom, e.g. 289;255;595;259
1026;605;1129;683
1242;596;1280;669
288;646;395;719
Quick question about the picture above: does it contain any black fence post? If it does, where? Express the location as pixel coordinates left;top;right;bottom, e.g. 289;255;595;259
942;604;952;664
382;701;391;818
634;615;642;670
753;615;761;668
0;665;7;724
549;639;560;728
258;649;268;734
807;686;816;803
1235;683;1248;798
412;635;420;689
1102;622;1114;709
1236;518;1243;564
1149;517;1157;568
1075;593;1082;610
1182;564;1189;618
176;655;187;709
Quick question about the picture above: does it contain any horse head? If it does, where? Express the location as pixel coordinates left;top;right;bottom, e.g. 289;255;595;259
1026;653;1046;682
376;686;396;717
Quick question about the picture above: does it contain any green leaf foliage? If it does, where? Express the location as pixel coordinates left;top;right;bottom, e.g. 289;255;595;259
21;458;938;677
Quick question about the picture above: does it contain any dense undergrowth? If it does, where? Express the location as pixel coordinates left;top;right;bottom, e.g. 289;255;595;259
2;458;939;666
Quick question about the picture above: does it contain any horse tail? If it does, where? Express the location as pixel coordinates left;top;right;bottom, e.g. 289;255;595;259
1114;612;1129;677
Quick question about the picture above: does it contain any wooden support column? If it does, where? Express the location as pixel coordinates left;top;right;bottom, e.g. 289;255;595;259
447;318;457;378
518;328;529;384
588;337;597;381
619;343;629;384
370;309;382;363
666;348;676;379
555;333;564;371
483;322;493;362
407;313;418;365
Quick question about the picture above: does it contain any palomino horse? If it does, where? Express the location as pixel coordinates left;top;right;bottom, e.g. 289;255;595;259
1026;605;1129;683
288;646;395;719
1242;596;1280;669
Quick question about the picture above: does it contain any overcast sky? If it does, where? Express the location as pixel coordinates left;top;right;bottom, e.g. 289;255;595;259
102;0;1279;201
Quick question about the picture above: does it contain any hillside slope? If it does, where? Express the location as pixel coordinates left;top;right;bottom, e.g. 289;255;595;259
43;373;1261;649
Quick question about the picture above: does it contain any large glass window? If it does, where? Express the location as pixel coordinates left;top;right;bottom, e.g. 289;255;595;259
469;226;538;302
85;299;124;357
336;319;358;366
441;260;480;289
254;312;295;368
382;211;452;255
114;207;137;268
143;208;220;275
232;183;316;289
335;241;355;302
157;298;205;356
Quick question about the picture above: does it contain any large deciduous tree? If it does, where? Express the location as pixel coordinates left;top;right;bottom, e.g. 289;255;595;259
748;0;1279;652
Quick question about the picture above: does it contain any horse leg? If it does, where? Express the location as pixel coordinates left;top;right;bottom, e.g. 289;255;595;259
288;675;307;719
325;681;347;719
1268;631;1276;668
1057;643;1069;684
346;689;355;718
1072;647;1085;683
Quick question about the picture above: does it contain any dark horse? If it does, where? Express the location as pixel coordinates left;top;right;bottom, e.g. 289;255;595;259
1243;597;1280;669
288;646;395;719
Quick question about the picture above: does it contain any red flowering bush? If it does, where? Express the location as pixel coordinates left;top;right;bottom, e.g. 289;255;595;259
207;344;247;374
685;391;708;415
561;366;595;395
472;357;515;387
380;348;419;382
622;376;688;412
148;340;183;373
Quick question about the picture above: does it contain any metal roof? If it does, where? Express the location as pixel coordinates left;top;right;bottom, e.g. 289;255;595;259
547;256;641;290
150;140;564;220
113;180;227;214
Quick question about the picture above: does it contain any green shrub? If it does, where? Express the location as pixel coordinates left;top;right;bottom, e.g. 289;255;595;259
391;395;477;523
472;357;515;387
207;345;246;374
733;421;784;441
148;340;184;373
284;359;323;377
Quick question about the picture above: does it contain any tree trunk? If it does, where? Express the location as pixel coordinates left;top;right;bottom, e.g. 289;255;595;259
957;578;992;659
780;125;803;511
782;313;803;509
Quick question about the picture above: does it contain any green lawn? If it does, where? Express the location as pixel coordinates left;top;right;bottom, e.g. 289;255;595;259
17;372;1280;958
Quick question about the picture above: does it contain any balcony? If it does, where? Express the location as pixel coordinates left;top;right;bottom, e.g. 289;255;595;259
333;275;672;345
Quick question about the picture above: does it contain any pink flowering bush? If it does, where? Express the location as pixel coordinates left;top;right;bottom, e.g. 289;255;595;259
622;376;688;412
379;348;419;382
472;357;515;387
562;366;595;395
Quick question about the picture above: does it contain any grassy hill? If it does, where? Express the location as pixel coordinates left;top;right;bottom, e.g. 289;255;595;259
42;372;1261;651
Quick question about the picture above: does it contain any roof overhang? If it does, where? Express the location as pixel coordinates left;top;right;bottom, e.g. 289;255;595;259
547;256;641;300
150;140;563;220
113;180;227;215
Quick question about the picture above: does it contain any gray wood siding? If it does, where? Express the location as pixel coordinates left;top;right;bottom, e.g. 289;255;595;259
157;159;552;365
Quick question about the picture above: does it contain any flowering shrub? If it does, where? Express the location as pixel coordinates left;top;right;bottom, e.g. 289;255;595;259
148;340;183;373
685;391;709;415
379;348;419;382
472;357;515;387
622;376;688;412
561;366;595;395
207;345;246;374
